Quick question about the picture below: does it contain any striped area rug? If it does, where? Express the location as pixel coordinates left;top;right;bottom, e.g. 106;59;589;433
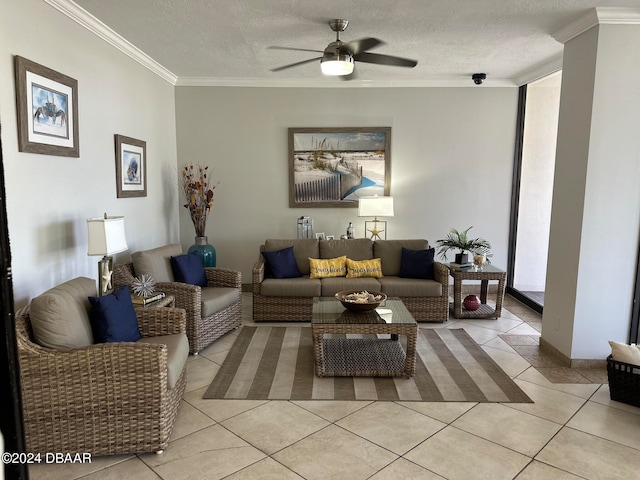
203;326;532;403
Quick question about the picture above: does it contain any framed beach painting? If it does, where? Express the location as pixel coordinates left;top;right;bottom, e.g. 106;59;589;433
115;134;147;198
288;127;391;208
14;56;79;157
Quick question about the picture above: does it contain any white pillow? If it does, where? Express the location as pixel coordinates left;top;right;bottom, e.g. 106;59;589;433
609;341;640;366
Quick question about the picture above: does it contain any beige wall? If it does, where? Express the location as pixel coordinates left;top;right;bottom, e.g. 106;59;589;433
175;86;518;281
1;0;179;306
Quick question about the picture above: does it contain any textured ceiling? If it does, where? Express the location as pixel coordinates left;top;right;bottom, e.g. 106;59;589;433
70;0;640;86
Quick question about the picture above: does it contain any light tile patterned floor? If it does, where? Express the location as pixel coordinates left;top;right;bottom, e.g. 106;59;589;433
29;293;640;480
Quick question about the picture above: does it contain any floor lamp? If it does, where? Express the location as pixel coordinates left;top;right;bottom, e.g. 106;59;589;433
87;214;128;296
358;196;394;240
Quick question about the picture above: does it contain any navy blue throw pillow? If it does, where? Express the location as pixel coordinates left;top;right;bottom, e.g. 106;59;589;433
89;286;142;343
262;246;302;279
171;252;207;287
399;247;435;280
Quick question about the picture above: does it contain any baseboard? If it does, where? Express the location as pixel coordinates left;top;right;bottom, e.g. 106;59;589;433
539;337;606;369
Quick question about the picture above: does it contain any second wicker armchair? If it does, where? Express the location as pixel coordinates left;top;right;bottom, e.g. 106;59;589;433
114;244;242;354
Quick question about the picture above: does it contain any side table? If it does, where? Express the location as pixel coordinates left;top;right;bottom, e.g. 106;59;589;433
449;265;506;319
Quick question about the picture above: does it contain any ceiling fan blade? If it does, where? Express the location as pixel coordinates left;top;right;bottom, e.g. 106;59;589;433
268;46;324;54
346;37;384;55
270;57;322;72
353;52;418;68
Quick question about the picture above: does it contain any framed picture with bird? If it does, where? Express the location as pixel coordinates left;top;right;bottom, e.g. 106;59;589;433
115;134;147;198
14;56;79;157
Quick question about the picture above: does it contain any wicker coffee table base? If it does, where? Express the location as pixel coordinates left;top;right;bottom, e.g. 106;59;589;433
312;325;417;378
317;338;410;377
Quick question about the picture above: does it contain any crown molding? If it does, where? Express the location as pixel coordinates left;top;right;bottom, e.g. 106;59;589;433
43;0;178;85
175;76;517;88
553;7;640;44
513;54;563;86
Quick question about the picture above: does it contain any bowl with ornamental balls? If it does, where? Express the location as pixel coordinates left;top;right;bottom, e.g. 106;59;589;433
335;290;387;312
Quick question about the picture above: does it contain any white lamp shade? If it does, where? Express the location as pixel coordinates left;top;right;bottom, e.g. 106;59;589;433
358;196;394;218
87;216;128;256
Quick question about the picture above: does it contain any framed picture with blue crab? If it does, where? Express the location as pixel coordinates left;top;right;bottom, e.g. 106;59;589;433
14;56;79;157
115;134;147;198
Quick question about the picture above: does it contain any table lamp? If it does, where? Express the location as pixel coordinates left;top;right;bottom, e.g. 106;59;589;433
87;214;128;295
358;195;394;240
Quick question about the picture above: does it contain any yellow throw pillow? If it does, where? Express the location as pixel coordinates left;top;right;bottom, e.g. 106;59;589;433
346;258;383;278
309;256;347;279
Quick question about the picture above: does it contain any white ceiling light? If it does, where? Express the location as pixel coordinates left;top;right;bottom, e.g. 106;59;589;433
320;54;354;76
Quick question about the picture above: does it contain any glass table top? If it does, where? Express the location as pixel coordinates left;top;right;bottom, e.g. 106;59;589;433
311;297;417;325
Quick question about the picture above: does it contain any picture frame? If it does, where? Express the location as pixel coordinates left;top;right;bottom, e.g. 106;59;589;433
14;56;79;157
315;233;326;240
326;235;335;240
115;134;147;198
289;127;391;208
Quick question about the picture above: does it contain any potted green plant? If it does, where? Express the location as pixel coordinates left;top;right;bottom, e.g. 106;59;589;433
436;227;491;264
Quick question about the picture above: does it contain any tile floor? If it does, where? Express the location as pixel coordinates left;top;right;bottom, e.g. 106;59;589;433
29;293;640;480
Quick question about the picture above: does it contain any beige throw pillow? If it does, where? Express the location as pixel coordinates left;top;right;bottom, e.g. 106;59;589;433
609;340;640;366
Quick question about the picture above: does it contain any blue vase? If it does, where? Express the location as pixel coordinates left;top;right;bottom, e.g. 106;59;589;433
188;236;216;267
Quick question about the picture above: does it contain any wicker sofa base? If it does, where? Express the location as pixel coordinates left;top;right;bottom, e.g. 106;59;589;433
253;294;447;323
253;295;314;322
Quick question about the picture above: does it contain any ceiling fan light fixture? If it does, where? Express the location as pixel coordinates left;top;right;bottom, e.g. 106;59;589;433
321;54;354;76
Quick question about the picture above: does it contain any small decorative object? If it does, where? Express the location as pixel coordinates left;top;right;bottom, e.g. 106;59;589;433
335;290;387;312
297;216;313;238
180;164;217;267
436;226;492;264
347;222;355;239
473;254;487;271
14;56;80;157
115;134;147;198
463;295;481;311
326;235;335;240
131;274;156;298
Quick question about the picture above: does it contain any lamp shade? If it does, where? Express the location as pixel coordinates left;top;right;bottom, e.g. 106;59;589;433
321;57;354;76
87;216;128;256
358;196;394;218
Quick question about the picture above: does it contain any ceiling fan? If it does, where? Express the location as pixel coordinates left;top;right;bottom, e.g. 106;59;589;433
268;19;418;79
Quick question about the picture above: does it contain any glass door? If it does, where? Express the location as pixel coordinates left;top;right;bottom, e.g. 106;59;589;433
508;72;562;312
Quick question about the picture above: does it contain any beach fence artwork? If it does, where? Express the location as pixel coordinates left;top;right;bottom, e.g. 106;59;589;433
288;127;391;208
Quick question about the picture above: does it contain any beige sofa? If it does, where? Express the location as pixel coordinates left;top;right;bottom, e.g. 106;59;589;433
252;238;449;322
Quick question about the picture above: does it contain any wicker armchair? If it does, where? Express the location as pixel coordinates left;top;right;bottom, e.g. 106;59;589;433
114;244;242;354
16;282;188;456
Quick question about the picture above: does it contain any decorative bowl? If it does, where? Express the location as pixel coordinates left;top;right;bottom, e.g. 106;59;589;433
335;290;387;312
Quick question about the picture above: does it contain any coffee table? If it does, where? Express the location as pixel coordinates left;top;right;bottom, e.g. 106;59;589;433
311;297;418;378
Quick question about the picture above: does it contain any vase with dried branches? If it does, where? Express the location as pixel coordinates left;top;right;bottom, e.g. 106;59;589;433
180;164;217;267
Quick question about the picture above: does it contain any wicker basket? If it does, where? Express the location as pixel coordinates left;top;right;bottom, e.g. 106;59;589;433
607;354;640;408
